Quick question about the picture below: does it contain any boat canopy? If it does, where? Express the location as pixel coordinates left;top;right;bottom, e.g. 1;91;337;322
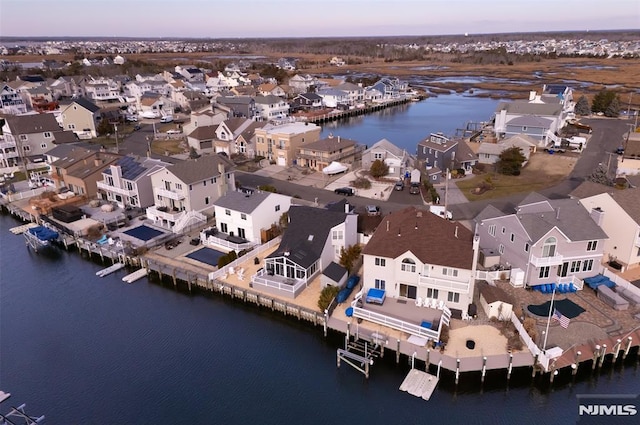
322;161;348;175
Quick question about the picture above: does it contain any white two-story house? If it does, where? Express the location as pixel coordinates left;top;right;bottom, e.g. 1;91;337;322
476;193;608;289
254;95;290;121
213;190;292;245
362;207;479;313
252;205;357;299
146;154;236;233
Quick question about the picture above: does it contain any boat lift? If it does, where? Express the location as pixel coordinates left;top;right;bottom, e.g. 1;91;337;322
0;391;45;425
336;329;385;379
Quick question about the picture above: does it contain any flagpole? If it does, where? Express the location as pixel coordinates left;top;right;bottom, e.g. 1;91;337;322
542;285;556;353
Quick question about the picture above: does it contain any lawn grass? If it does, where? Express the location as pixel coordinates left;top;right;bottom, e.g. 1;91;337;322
455;168;567;201
151;138;186;156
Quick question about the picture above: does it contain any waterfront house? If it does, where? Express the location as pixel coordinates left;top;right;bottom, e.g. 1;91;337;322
296;134;361;172
288;74;317;94
361;139;414;180
48;76;87;99
59;97;101;139
97;155;175;209
291;93;323;111
254;122;321;166
212;190;292;246
493;101;563;146
477;134;537;165
316;88;349;109
252;204;357;299
146;154;236;232
334;82;365;106
254;94;290;121
578;187;640;272
369;77;408;100
47;147;121;198
475;193;608;289
361;207;479;313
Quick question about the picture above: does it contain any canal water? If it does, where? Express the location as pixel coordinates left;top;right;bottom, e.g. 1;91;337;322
1;215;639;424
320;94;500;152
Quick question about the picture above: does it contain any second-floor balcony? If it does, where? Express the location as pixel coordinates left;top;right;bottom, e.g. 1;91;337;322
530;254;564;267
155;186;185;200
97;181;135;197
418;275;470;293
146;205;183;221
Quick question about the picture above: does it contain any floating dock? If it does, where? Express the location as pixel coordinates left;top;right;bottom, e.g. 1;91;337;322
9;223;38;235
122;268;148;284
96;262;125;277
399;368;439;401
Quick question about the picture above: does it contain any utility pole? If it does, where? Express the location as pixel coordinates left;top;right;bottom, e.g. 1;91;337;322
114;123;119;153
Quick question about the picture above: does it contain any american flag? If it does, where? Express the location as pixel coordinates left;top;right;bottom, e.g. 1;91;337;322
553;308;570;329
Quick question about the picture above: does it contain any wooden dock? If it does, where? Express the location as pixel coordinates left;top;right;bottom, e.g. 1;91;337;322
122;268;148;283
9;223;38;235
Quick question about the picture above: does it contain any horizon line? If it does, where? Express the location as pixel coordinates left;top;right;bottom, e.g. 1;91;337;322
0;28;635;41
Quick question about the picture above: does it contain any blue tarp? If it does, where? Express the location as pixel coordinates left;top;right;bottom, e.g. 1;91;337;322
365;288;386;304
584;274;616;289
336;287;352;304
346;275;360;290
28;226;59;241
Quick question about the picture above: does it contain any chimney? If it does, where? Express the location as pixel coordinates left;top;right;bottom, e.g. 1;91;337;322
590;207;604;226
344;202;349;214
338;136;341;143
529;91;536;101
555;207;560;220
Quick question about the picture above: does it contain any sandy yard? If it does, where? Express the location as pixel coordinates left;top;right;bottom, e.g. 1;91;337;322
445;324;509;358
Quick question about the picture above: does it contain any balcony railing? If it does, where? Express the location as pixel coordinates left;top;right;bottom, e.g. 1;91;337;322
530;254;564;267
154;187;185;200
350;305;441;340
251;268;306;297
97;181;135;197
418;275;470;293
146;205;183;221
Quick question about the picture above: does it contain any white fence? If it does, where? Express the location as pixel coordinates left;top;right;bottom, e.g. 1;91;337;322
602;267;640;299
2;187;48;202
351;305;441;340
475;269;511;282
208;236;281;281
510;315;551;371
251;269;306;297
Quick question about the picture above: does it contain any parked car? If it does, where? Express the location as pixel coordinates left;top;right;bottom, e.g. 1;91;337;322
366;205;381;216
409;182;421;195
334;187;354;196
125;115;138;122
394;180;404;191
160;115;174;123
616;146;625;155
166;129;182;135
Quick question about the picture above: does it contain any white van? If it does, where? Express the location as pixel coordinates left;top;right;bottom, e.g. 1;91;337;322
160;115;174;123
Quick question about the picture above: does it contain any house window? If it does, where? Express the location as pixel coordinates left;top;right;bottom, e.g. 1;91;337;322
374;279;385;290
22;145;30;152
483;153;491;159
375;257;386;267
44;132;52;138
539;266;550;279
587;240;597;251
225;209;231;216
570;260;581;273
40;143;47;149
204;196;210;205
542;237;557;257
432;175;437;181
241;213;246;220
189;185;193;190
203;180;206;186
498;244;505;254
68;124;75;130
522;126;528;132
125;181;133;190
488;224;496;237
582;259;594;272
175;183;182;190
332;230;343;240
443;267;458;277
447;292;460;303
19;135;27;141
525;243;530;252
106;176;114;186
510;233;515;243
373;152;383;160
427;288;439;299
220;223;228;233
275;205;280;212
501;226;506;234
401;258;416;273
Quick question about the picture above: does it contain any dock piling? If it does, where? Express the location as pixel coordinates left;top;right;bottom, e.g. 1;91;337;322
592;345;601;370
507;354;513;381
598;344;607;368
623;336;633;360
455;358;460;386
396;339;400;364
613;339;622;362
481;357;487;384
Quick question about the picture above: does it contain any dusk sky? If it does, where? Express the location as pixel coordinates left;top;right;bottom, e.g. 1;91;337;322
1;0;638;38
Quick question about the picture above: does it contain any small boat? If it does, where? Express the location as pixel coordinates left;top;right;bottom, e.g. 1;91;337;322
24;226;59;252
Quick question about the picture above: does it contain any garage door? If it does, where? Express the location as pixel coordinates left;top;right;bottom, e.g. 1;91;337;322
277;156;286;166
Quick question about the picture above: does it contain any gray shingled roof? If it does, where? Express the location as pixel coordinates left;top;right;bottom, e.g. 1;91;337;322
496;101;562;116
611;188;640;224
507;115;553;128
73;97;101;113
268;205;348;268
322;261;347;282
6;113;60;134
363;138;406;158
213;190;272;214
167;154;234;184
516;197;608;242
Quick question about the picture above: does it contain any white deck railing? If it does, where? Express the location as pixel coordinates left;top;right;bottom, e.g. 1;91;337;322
209;236;281;280
251;269;306;296
418;275;470;293
351;305;441;340
530;254;564;267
